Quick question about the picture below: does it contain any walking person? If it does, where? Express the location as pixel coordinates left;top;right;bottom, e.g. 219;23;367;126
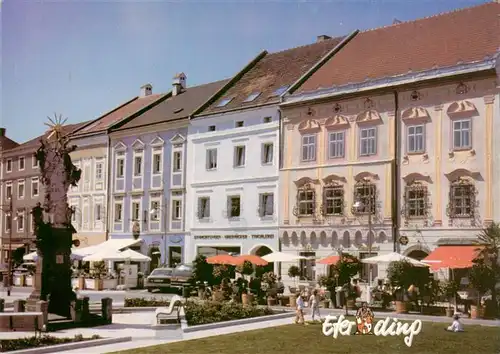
295;292;305;325
309;289;322;322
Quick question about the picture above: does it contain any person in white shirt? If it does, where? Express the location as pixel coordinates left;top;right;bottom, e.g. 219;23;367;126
309;289;322;322
295;292;305;324
446;314;464;332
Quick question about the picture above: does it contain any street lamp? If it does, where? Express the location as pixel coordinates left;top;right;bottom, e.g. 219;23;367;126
150;205;167;267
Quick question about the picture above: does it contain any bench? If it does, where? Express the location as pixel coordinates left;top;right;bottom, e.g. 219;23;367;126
0;311;43;332
155;295;185;324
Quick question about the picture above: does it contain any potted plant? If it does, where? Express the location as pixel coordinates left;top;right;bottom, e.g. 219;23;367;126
318;275;334;308
288;265;300;307
469;262;495;319
387;260;414;314
441;280;459;317
331;254;362;312
262;272;277;306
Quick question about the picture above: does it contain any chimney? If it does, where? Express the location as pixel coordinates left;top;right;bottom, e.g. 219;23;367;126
140;84;153;97
172;73;187;96
0;128;5;137
316;35;331;43
393;18;402;24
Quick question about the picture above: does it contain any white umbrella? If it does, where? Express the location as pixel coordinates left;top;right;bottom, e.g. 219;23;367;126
83;249;127;262
361;252;429;267
119;249;151;262
262;252;307;262
23;249;84;261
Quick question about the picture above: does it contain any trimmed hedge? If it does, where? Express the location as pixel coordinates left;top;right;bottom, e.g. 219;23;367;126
0;334;100;352
185;301;274;326
124;297;170;307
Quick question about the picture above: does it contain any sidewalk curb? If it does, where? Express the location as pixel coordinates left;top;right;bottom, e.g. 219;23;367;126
6;336;132;354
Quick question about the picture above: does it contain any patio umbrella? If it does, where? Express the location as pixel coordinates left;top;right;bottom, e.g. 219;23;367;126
119;249;151;262
360;252;429;267
83;249;128;262
234;255;268;266
317;255;341;265
262;252;306;262
206;254;237;265
23;249;84;262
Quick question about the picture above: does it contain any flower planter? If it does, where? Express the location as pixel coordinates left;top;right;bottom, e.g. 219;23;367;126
267;297;276;307
212;290;224;302
25;275;33;287
13;275;22;286
84;279;95;290
242;293;250;306
323;300;330;308
395;301;407;314
445;308;454;317
103;278;117;290
94;279;103;291
470;305;485;319
280;296;290;307
289;294;297;309
421;306;445;316
78;277;85;290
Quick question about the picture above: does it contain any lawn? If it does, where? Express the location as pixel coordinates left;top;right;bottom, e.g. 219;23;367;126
110;320;500;354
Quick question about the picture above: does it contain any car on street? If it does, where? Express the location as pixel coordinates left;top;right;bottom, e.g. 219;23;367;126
145;264;193;293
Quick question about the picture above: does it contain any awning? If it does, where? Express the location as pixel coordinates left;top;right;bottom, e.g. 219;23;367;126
422;245;481;271
72;238;143;258
317;255;340;265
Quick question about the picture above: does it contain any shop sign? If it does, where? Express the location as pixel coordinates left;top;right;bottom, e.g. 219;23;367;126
251;234;274;239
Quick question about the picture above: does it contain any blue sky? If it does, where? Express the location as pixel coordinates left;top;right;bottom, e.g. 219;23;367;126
1;0;487;143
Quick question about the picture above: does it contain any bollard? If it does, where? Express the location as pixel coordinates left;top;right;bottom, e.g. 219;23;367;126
0;298;4;312
36;301;48;331
13;299;26;312
82;297;90;322
101;297;113;324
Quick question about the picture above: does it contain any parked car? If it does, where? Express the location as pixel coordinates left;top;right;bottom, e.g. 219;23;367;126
145;267;174;292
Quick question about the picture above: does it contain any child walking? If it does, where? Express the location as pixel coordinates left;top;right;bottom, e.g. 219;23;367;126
295;292;305;324
309;289;322;322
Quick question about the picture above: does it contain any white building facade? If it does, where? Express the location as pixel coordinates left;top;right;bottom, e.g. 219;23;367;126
185;106;280;262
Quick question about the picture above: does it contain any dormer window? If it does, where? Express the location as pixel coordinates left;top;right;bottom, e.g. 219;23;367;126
216;97;233;107
208;125;216;132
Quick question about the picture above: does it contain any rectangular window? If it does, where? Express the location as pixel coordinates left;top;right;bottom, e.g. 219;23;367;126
301;135;316;161
406;186;426;218
198;197;210;219
5;214;11;232
114;203;123;222
353;183;376;214
298;188;315;215
95;204;102;221
133;154;143;176
71;207;77;222
453;119;472;150
152;148;162;174
150;201;160;221
172;200;182;220
407;125;425;153
259;193;274;217
227;196;241;218
235;121;244;128
206;149;217;170
17;213;24;231
262;143;273;164
18;180;25;199
359;127;377;156
328;131;345;158
6;159;12;173
131;202;140;221
324;186;344;215
32;156;38;168
31;177;39;197
450;184;473;218
173;151;182;172
234;146;246;167
116;157;125;178
95;162;103;180
19;157;25;171
6;182;12;199
208;125;216;132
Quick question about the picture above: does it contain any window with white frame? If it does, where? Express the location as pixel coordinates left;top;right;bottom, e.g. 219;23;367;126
133;152;143;176
227;196;241;218
297;186;315;216
172;200;182;220
6;159;12;173
261;143;273;164
19;157;25;171
131;201;140;221
407;125;425;153
206;149;217;170
328;131;345;158
173;151;182;172
359;127;377;156
453;119;471;150
5;182;12;199
301;135;316;162
259;193;274;217
32;156;38;168
17;180;25;199
114;202;123;222
150;200;160;221
95;204;102;221
197;197;210;219
95;162;103;180
152;148;162;174
31;177;39;197
116;153;125;178
234;146;246;167
17;212;24;231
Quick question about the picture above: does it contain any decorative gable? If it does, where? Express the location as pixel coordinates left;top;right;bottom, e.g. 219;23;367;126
401;107;431;123
355;110;383;125
150;136;165;147
131;139;145;150
297;119;321;133
447;100;478;118
324;115;350;130
294;177;319;187
113;141;127;151
170;133;186;145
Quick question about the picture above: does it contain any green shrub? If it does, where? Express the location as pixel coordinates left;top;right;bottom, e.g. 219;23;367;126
185;300;274;326
0;334;100;352
124;297;170;307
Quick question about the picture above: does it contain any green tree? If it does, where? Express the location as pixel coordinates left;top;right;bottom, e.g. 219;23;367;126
191;254;214;286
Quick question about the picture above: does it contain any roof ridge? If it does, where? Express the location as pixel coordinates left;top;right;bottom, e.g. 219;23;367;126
360;1;496;34
267;35;346;56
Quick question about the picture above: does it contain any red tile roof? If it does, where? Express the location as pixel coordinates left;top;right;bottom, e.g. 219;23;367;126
196;36;346;116
0;135;19;151
298;2;500;93
74;94;167;136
